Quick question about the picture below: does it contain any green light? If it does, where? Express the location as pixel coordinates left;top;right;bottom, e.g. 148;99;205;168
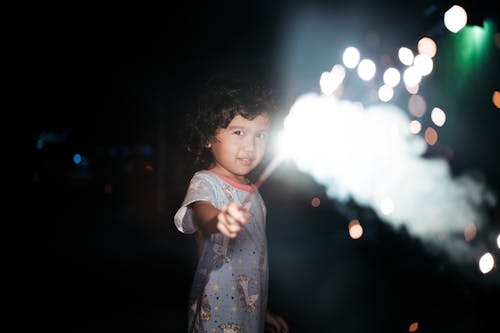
438;19;497;93
454;21;493;70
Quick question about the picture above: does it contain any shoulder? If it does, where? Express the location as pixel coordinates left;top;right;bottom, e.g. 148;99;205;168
190;170;219;183
188;170;221;192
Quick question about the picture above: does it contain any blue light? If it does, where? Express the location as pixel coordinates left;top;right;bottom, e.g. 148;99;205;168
73;153;82;165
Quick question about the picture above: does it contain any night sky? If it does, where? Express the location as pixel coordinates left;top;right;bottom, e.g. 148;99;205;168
21;1;500;332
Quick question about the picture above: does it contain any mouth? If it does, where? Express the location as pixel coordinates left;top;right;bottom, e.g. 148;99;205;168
238;157;255;165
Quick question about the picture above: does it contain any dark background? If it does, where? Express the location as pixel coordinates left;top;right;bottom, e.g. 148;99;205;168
17;0;500;332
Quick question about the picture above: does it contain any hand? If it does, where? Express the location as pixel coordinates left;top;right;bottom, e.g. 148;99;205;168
216;202;250;238
265;310;289;333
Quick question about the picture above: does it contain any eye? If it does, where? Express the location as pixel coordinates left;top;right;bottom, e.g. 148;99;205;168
256;132;268;140
233;130;244;136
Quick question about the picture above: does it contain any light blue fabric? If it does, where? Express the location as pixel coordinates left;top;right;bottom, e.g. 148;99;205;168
175;170;269;333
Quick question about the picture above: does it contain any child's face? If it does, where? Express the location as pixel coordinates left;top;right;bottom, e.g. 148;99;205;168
208;114;270;183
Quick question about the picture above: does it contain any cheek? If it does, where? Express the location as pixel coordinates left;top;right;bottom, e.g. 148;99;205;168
256;141;268;154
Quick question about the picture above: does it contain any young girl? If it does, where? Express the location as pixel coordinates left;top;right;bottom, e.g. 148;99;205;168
174;72;289;333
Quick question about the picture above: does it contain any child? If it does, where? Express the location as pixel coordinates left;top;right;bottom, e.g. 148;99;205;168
174;72;289;333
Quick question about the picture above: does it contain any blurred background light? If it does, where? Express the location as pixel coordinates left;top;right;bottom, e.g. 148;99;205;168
343;46;360;69
357;58;376;81
444;5;468;33
398;47;414;66
418;36;437;58
478;252;494;274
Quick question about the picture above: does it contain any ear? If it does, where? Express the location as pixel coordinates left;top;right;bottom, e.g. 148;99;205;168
205;141;212;148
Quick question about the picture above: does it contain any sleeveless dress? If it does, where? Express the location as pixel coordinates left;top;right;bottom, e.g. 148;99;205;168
174;170;269;333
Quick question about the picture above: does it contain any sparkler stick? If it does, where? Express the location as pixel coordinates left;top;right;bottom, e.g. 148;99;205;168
241;153;285;207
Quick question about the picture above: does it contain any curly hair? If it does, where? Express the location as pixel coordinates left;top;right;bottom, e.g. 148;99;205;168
184;71;278;174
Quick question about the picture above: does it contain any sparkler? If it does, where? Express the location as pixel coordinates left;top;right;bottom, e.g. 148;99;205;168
242;153;286;207
235;7;498;273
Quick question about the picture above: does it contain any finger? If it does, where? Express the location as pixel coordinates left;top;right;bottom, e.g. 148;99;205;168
278;317;289;333
216;219;237;238
227;203;250;224
217;210;242;235
218;210;240;229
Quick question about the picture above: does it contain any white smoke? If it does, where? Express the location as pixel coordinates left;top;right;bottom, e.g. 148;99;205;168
281;93;496;262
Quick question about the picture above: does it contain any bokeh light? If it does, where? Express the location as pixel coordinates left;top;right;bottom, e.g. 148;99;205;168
493;91;500;108
424;127;438;145
463;223;477;241
378;85;394;102
418;36;437;58
431;107;446;127
444;5;468;33
409;120;422;134
478;252;494;274
343;46;361;69
348;219;363;239
403;66;422;87
383;67;401;87
398;47;414;66
408;94;427;117
357;58;376;81
413;54;433;76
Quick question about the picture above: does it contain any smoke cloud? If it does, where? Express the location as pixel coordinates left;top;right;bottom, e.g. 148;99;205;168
281;93;497;264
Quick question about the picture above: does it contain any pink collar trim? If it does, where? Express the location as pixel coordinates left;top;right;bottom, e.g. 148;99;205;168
209;171;255;192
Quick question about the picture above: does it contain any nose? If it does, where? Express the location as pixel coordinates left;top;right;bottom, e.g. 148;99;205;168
242;136;256;153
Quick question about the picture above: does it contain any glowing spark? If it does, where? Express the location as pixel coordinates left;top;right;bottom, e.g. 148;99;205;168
280;93;495;249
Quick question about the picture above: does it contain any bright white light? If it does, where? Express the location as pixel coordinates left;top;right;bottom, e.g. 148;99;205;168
357;59;376;81
343;46;360;69
383;67;401;87
276;130;295;160
478;252;495;274
403;66;422;87
431;107;446;127
380;197;394;215
444;5;468;33
320;64;346;95
398;47;414;66
378;85;394;102
281;93;494;240
414;54;434;76
497;233;500;248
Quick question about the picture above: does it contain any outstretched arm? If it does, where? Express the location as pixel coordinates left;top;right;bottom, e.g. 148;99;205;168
191;201;250;238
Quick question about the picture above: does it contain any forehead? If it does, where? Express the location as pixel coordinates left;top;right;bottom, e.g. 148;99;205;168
227;114;270;129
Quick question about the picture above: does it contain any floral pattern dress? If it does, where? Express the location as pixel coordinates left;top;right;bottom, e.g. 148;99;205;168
174;170;268;333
